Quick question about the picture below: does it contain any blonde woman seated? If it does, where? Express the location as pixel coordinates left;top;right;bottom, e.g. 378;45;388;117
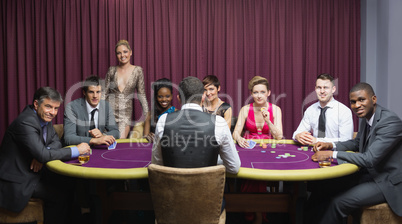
202;75;232;129
233;75;283;147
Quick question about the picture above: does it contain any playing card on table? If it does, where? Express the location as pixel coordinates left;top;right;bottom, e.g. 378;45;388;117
247;140;257;149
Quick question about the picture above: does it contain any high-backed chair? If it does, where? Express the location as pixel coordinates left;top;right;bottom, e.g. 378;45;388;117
53;124;64;140
0;198;44;224
360;203;402;224
130;121;144;139
147;164;226;224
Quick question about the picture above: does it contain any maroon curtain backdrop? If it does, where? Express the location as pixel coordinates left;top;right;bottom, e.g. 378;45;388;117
0;0;360;140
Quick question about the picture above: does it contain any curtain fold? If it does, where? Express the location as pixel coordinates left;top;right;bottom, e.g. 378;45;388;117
0;0;360;140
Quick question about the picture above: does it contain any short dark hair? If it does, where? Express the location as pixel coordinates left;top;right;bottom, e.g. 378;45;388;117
32;87;63;106
350;82;375;97
316;73;334;84
82;75;101;93
178;77;204;104
202;75;220;89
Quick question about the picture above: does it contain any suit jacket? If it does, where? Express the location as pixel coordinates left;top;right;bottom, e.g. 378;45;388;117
63;98;120;145
336;105;402;216
0;105;72;212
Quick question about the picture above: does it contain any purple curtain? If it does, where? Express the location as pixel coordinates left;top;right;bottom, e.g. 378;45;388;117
0;0;360;140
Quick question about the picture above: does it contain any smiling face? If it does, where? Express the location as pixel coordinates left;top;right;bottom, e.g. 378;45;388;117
315;79;336;106
157;87;173;110
83;85;102;108
115;45;132;65
251;84;271;105
204;84;220;102
34;98;61;123
349;89;377;119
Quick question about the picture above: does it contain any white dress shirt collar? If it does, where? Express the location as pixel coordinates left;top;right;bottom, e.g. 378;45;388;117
181;103;203;111
318;97;336;109
85;100;100;114
367;113;375;126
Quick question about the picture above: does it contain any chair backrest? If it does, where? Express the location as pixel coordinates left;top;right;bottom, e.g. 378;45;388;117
148;164;226;224
130;121;144;139
53;124;64;140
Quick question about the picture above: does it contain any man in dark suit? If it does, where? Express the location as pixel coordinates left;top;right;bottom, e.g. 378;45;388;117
64;75;119;146
312;82;402;223
0;87;91;223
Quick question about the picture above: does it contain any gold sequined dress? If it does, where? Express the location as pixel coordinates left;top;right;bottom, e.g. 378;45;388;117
103;66;149;138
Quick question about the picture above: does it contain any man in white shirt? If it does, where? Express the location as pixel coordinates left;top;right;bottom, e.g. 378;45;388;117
293;73;353;145
151;76;240;174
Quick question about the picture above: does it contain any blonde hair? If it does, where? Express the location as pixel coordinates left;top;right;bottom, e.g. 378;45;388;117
248;76;270;91
115;40;132;52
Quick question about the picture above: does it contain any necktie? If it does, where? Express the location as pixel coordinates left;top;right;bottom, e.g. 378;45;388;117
318;106;329;138
363;124;371;151
365;124;371;142
42;125;47;142
90;109;97;130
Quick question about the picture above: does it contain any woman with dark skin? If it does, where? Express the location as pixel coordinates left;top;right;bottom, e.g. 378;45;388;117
143;78;177;142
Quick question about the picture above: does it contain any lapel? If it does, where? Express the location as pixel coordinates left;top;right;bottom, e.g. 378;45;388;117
81;98;90;122
361;105;382;152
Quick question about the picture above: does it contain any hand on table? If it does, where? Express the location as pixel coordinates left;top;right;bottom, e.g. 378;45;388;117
77;143;91;155
90;135;116;146
295;131;316;145
30;159;43;172
312;150;334;162
313;142;333;152
237;137;250;148
89;128;103;138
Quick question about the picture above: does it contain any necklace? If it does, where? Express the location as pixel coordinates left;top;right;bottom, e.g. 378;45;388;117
206;98;222;115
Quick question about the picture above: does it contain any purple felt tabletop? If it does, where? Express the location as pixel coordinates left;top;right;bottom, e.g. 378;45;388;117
65;142;335;170
66;142;153;169
237;144;335;170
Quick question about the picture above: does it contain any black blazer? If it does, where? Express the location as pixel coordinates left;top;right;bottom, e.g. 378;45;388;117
336;105;402;216
0;105;71;212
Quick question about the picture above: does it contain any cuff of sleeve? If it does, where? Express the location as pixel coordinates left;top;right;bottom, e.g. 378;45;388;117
332;142;337;149
332;151;338;159
71;146;79;158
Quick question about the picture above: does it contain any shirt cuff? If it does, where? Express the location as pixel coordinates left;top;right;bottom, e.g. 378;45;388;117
332;151;338;159
70;146;79;158
332;142;337;149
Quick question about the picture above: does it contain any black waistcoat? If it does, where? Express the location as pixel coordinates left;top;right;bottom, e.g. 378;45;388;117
161;109;219;168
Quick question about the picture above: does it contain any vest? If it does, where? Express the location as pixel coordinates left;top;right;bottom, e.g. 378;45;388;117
161;109;220;168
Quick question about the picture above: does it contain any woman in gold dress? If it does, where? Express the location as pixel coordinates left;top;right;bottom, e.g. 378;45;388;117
103;40;149;138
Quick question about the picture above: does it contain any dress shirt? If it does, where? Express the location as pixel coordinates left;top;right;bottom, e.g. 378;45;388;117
33;108;79;158
151;103;241;174
86;101;100;129
333;113;375;158
293;98;354;143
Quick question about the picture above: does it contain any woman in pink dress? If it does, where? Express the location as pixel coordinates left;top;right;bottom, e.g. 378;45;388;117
232;76;283;223
233;76;283;148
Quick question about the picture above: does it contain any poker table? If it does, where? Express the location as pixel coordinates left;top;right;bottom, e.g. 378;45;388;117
47;139;358;181
46;139;359;224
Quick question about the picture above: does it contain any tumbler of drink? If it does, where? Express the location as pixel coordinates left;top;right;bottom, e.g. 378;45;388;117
78;153;90;164
318;157;331;168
